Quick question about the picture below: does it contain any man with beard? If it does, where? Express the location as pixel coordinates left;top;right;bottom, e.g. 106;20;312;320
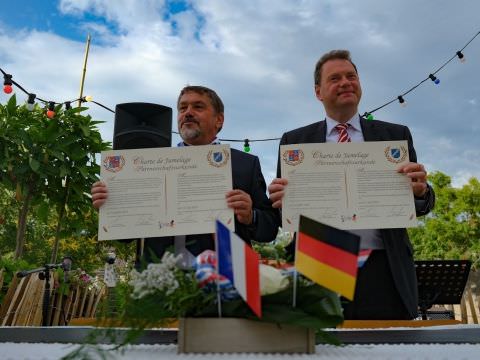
92;86;279;267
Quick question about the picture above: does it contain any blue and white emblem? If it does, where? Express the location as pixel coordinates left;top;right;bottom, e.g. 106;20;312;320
384;145;407;163
207;148;230;168
213;152;223;163
390;148;400;159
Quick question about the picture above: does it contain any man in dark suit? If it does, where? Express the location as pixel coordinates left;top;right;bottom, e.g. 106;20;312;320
268;50;435;320
92;86;279;266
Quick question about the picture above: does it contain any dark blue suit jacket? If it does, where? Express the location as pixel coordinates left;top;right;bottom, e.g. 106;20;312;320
277;117;435;317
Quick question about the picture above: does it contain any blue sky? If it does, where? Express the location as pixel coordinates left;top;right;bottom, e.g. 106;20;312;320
2;0;116;41
1;0;479;187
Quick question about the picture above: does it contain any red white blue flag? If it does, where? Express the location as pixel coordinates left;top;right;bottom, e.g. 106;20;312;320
216;220;262;318
357;249;372;268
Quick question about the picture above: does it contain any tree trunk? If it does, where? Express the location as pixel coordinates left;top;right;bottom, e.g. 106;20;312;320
50;181;70;264
50;204;65;264
14;189;33;259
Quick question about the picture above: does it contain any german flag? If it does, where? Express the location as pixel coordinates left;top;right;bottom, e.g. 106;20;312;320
295;215;360;300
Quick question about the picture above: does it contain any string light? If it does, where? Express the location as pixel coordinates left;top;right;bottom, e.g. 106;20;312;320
1;29;478;151
26;93;36;111
365;30;478;117
3;73;13;94
456;51;466;63
0;67;113;116
243;139;250;153
429;74;440;85
46;102;55;118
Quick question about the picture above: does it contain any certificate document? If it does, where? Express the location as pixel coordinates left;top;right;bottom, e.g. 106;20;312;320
98;144;234;240
280;140;417;231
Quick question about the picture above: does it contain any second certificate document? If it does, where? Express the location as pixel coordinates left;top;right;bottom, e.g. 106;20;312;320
280;140;417;232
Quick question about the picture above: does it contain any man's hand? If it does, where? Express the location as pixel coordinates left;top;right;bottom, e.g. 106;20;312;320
226;189;253;225
91;181;108;209
397;162;428;197
268;178;288;209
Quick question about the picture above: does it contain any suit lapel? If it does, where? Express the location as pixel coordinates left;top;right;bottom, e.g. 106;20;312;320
316;120;327;143
360;117;382;142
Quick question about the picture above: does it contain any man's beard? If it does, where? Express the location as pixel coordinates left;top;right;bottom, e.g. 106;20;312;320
180;126;201;141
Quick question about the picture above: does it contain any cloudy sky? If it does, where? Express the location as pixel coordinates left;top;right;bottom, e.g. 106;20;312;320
1;0;479;187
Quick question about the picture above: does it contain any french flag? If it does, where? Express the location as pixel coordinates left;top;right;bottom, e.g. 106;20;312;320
357;249;372;268
216;220;262;318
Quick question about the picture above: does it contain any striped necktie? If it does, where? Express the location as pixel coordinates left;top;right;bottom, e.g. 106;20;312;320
335;123;351;143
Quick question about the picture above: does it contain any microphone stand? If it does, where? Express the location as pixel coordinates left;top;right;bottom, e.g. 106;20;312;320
17;257;72;327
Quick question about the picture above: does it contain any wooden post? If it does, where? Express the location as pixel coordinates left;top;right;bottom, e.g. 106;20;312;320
77;34;91;107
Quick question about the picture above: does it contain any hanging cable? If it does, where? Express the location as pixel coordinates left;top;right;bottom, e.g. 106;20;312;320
0;29;478;146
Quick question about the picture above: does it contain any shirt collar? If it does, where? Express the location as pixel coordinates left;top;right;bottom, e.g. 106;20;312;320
177;138;221;147
326;114;361;136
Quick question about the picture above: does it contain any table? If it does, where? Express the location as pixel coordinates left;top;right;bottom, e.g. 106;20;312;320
0;324;479;359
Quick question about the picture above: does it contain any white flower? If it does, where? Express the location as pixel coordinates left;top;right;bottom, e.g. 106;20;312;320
260;264;289;296
128;252;182;299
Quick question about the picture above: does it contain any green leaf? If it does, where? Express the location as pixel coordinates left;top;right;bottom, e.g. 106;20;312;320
69;106;89;114
59;165;68;177
79;125;90;137
90;120;105;126
78;167;88;178
36;201;50;223
6;94;17;115
29;157;40;172
49;149;64;161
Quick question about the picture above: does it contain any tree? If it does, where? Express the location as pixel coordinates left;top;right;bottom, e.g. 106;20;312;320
0;95;110;261
409;171;480;269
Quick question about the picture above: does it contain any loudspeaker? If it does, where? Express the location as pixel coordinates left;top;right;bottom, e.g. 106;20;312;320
113;102;172;150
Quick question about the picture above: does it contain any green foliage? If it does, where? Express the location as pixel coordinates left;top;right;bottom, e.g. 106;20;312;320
0;94;115;270
409;171;480;269
252;229;293;262
200;283;343;344
0;255;35;304
120;270;215;328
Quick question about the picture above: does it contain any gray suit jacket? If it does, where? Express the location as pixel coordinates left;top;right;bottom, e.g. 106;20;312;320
277;117;435;317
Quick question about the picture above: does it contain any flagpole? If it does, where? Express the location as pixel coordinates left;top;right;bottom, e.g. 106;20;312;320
214;232;223;317
292;232;298;308
216;279;222;317
77;34;91;107
292;271;298;307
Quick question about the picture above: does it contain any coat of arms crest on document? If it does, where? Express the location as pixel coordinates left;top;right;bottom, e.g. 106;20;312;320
207;149;230;167
103;155;126;172
384;145;407;163
283;149;304;166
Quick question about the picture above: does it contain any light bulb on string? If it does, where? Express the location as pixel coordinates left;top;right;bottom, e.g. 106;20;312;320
46;102;56;118
26;93;36;111
364;112;374;121
429;74;440;85
397;95;406;107
83;95;93;102
456;51;466;63
3;74;13;94
243;139;250;153
64;101;72;110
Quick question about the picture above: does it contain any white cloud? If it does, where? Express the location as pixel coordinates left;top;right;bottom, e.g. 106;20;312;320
1;0;479;187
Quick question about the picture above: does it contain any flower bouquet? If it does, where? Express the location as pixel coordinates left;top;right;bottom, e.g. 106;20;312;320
65;248;343;357
66;220;347;356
